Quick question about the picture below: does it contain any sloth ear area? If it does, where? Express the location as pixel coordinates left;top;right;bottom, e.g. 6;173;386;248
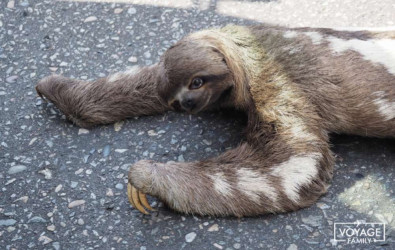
155;63;173;103
207;41;250;107
209;47;229;67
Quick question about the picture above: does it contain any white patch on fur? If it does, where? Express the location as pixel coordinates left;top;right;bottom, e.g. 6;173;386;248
108;66;141;82
334;27;395;32
283;31;298;39
303;32;323;44
272;153;320;203
209;172;232;196
236;168;278;203
278;115;318;143
328;37;395;75
373;91;395;121
288;123;318;142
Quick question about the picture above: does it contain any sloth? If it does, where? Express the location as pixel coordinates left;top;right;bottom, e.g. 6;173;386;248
36;25;395;217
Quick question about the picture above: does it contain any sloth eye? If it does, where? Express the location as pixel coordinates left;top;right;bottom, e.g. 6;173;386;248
190;78;204;89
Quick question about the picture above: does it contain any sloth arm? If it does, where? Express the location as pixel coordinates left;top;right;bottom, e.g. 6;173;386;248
128;106;334;217
35;65;169;128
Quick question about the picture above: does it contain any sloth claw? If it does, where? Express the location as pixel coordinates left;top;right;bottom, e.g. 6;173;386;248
127;183;155;214
138;190;154;211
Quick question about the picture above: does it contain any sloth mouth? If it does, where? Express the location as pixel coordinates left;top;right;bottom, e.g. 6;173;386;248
171;98;209;114
170;100;183;112
189;98;210;114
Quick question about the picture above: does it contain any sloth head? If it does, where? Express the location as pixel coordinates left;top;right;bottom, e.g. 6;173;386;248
157;34;245;113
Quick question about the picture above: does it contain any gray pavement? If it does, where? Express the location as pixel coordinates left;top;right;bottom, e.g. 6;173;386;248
1;0;394;249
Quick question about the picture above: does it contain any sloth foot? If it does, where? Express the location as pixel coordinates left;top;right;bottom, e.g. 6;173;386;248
127;183;155;214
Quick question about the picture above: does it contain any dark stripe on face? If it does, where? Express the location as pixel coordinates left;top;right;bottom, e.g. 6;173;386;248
199;73;228;83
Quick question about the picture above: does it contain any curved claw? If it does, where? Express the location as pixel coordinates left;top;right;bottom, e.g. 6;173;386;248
127;183;137;208
138;191;155;211
127;183;150;214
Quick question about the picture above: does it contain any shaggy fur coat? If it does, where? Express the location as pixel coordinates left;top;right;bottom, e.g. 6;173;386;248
36;25;395;216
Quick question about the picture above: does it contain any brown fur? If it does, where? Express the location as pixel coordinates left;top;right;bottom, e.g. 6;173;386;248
36;25;395;217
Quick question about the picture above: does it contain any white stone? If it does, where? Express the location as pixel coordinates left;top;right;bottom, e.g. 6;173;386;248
115;149;128;153
127;7;137;14
78;128;89;135
8;165;27;175
68;200;86;208
208;224;219;232
128;56;138;63
84;16;98;23
185;232;197;243
114;121;124;131
114;8;123;14
7;1;15;9
55;184;63;192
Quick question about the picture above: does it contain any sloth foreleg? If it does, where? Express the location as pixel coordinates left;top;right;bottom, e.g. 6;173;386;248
35;65;169;128
127;133;334;217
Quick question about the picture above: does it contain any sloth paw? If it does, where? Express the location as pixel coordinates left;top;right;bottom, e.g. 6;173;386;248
36;75;63;101
35;75;78;103
127;160;159;214
127;183;155;214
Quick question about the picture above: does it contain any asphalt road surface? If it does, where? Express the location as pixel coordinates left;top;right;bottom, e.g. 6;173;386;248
1;0;394;249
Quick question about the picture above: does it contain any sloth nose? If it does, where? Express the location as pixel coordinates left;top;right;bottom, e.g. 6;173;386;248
181;98;196;111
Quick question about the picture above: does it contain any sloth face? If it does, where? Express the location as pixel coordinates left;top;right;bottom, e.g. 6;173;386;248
158;39;234;113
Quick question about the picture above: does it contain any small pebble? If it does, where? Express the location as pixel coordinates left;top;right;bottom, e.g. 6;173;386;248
68;200;86;208
114;8;123;14
185;232;196;243
127;7;136;14
114;121;124;131
78;128;89;135
115;149;128;153
144;51;151;58
106;189;114;196
52;242;61;250
28;216;47;223
77;218;84;225
203;139;212;145
128;56;138;63
0;219;17;226
8;165;27;175
301;215;323;227
55;184;62;193
39;169;52;179
213;243;223;249
7;0;15;8
15;196;29;203
208;224;219;232
84;16;98;23
103;145;111;157
6;76;18;83
38;235;53;245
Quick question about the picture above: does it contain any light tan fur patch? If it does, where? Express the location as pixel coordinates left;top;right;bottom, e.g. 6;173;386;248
237;168;278;203
209;172;233;196
328;37;395;75
271;153;321;203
